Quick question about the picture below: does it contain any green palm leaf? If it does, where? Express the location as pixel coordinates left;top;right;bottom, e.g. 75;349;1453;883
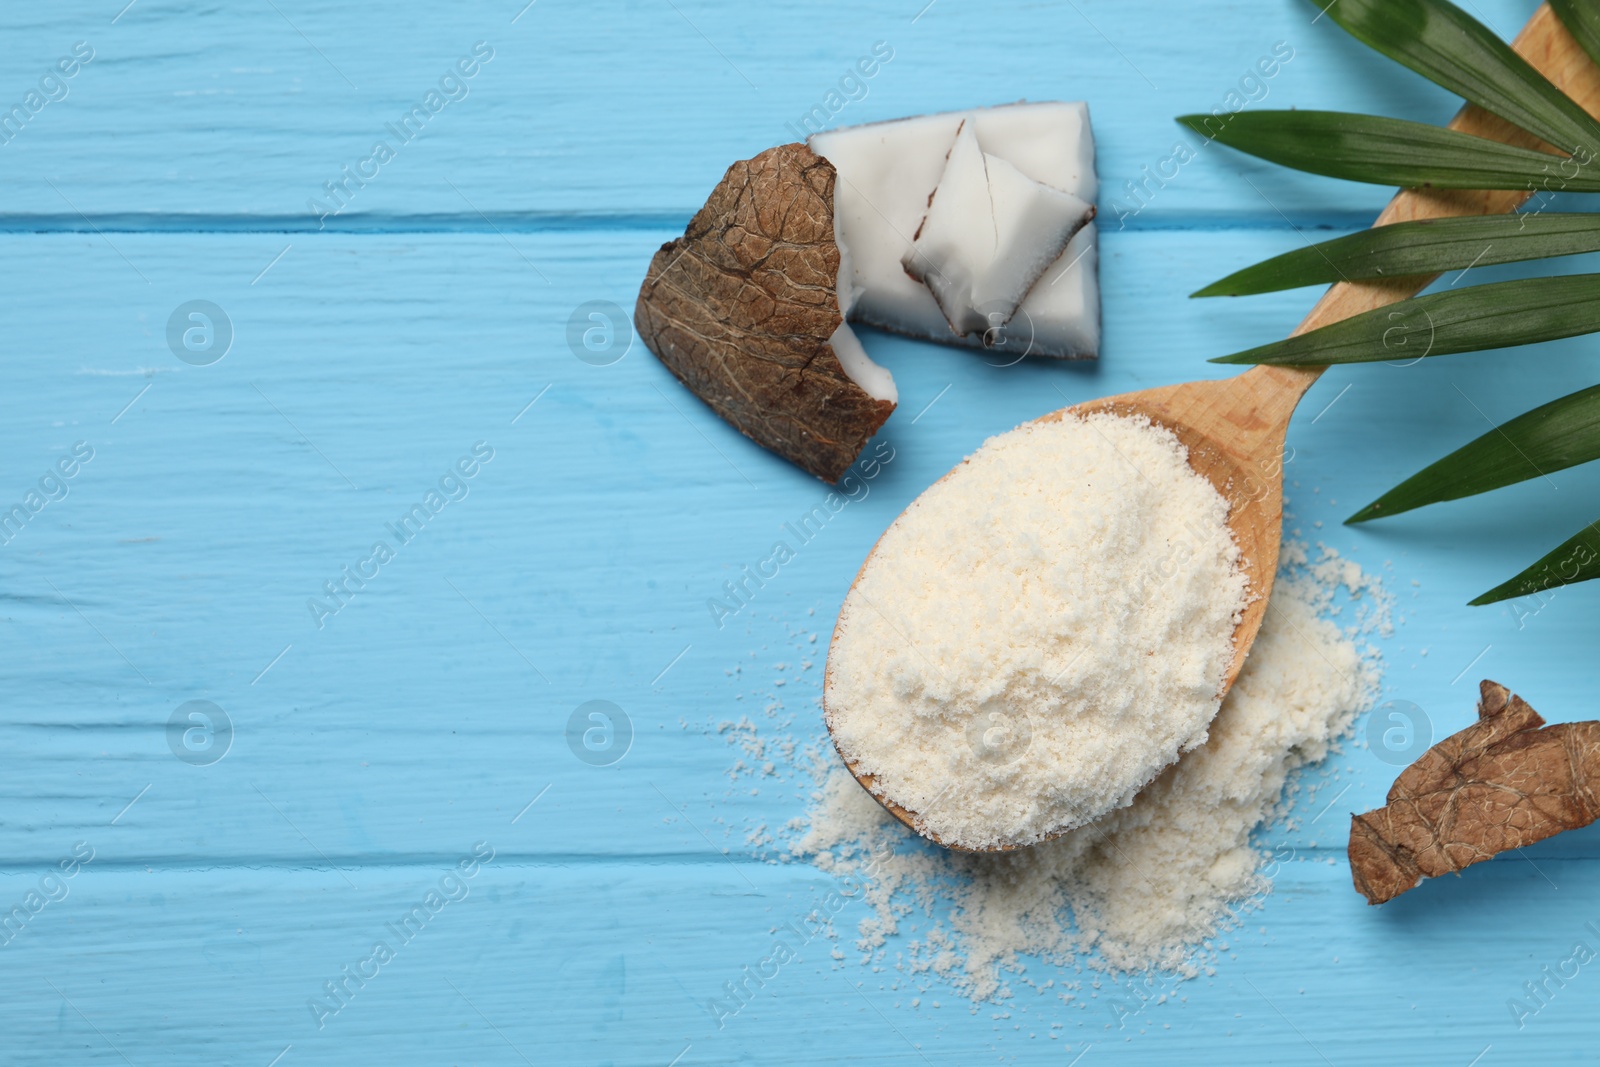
1321;0;1600;156
1176;111;1597;190
1193;213;1600;297
1182;0;1600;609
1349;383;1600;521
1551;0;1600;72
1211;273;1600;365
1472;520;1600;604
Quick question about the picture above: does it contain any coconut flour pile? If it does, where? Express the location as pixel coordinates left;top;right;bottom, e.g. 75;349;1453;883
826;411;1248;849
792;542;1386;999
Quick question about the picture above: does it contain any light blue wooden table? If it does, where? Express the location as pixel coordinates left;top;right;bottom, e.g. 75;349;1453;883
5;0;1600;1062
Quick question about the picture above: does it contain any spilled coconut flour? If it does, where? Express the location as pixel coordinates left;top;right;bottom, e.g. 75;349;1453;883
826;411;1248;849
708;537;1388;1008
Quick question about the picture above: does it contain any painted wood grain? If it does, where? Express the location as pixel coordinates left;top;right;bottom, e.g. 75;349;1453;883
6;228;1600;871
0;0;1556;220
1;859;1596;1064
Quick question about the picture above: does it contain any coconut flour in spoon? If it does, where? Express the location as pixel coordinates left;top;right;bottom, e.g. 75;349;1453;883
826;411;1248;850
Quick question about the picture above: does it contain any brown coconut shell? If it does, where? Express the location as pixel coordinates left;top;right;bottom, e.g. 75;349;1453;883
635;143;895;484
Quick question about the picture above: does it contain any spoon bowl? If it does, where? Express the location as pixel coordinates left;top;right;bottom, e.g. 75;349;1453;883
824;363;1317;854
824;1;1600;852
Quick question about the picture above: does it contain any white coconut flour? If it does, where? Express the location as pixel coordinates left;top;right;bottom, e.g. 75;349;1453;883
826;411;1248;850
757;542;1388;1009
706;537;1387;1011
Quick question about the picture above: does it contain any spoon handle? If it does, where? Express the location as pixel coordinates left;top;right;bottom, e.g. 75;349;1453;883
1251;2;1600;407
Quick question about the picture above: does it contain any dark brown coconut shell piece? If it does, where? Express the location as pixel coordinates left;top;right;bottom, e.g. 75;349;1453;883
635;143;894;484
1349;679;1600;904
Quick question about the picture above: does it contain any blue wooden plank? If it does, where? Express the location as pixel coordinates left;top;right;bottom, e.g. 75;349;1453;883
0;0;1548;220
6;229;1600;877
0;857;1594;1064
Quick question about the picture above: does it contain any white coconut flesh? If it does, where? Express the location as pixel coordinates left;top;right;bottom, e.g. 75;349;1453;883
829;321;896;404
828;227;897;405
902;120;1095;339
809;102;1099;361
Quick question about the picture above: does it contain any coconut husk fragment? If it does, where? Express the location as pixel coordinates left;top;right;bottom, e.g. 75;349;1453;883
1350;679;1600;904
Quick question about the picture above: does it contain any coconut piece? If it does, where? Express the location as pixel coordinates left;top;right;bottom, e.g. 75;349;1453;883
809;102;1098;358
1012;225;1099;358
829;207;896;404
1349;679;1600;905
634;143;895;484
811;112;963;338
902;121;1095;338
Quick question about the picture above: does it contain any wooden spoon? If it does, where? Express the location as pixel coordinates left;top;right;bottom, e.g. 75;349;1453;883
825;3;1600;852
